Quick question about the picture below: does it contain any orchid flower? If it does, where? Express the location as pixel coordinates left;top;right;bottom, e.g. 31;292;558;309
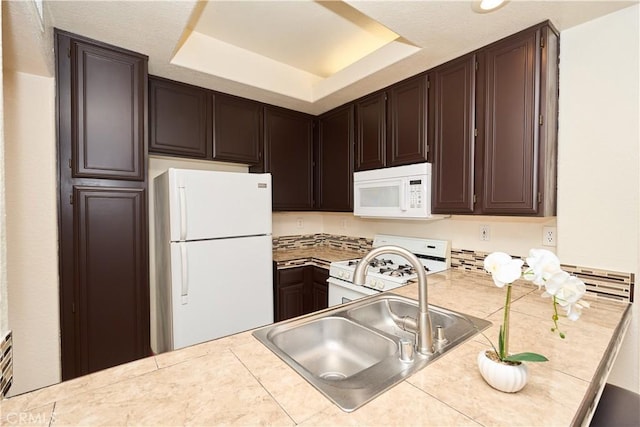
482;248;589;363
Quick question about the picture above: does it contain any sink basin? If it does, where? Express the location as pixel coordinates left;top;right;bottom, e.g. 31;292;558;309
268;316;396;380
253;293;491;412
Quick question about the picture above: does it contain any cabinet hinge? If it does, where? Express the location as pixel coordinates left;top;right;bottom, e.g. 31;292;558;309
475;61;479;71
426;80;430;89
69;193;73;205
68;158;72;168
539;115;544;126
474;128;478;137
67;47;71;58
71;303;75;313
540;37;545;48
538;192;542;204
473;194;477;204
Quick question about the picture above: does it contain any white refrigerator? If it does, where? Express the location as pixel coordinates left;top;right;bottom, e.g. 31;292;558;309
154;168;273;352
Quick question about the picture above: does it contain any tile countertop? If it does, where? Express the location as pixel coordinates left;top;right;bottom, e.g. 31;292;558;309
1;270;631;426
272;247;363;265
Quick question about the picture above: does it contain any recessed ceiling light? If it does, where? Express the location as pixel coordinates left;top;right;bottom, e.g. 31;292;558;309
472;0;508;13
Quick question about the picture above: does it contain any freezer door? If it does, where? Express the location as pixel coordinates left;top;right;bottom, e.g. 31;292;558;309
165;168;272;241
168;235;273;350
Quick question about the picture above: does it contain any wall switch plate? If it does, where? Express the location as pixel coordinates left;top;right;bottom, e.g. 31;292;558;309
480;225;490;241
543;226;556;246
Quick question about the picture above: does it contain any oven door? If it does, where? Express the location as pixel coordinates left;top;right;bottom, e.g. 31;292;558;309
327;277;378;307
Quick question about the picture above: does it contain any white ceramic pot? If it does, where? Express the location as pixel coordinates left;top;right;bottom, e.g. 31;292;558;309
477;350;529;393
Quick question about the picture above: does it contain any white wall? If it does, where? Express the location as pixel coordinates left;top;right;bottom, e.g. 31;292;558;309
557;4;640;393
4;70;59;396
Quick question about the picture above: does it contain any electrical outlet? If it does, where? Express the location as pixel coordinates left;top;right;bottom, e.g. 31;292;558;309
296;218;304;229
542;226;556;246
480;225;490;241
340;219;348;229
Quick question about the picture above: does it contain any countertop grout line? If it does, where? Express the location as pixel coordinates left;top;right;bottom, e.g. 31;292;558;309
228;347;299;426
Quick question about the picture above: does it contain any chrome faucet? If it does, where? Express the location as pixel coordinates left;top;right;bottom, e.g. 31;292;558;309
353;245;434;355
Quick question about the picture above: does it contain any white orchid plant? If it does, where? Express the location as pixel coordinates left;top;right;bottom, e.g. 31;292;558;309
483;249;590;363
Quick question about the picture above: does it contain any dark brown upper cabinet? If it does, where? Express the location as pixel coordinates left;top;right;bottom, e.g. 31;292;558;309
213;93;263;164
388;74;429;167
479;23;558;216
354;92;387;171
430;22;558;217
148;77;262;165
71;38;146;181
431;54;477;214
316;104;354;211
149;77;210;158
260;106;314;210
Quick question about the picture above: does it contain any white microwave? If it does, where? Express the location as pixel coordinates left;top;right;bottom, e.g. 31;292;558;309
353;163;432;219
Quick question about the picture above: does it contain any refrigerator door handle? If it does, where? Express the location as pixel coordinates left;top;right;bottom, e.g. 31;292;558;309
178;181;187;241
180;242;189;304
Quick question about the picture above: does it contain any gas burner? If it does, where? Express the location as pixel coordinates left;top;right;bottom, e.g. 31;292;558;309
369;258;394;268
346;258;397;268
379;266;413;277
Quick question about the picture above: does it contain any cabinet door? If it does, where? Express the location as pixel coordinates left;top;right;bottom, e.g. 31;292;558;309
316;104;354;211
431;55;477;214
264;107;314;210
310;267;329;313
275;267;307;322
74;186;149;375
355;92;386;171
213;93;263;164
481;29;539;214
71;39;146;180
149;77;209;158
388;75;428;167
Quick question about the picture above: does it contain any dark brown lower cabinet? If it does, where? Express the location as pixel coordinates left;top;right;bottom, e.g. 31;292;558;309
275;266;329;322
74;187;149;374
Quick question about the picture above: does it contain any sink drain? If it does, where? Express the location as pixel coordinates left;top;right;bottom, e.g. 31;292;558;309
319;371;347;381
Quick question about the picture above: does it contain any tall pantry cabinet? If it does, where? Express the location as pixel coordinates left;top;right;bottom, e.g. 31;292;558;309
56;30;150;380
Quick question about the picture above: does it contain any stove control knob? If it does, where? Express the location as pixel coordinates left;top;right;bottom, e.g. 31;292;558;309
338;271;344;279
378;282;385;290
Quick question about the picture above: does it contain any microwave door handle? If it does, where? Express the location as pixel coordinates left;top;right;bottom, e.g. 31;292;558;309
400;180;408;211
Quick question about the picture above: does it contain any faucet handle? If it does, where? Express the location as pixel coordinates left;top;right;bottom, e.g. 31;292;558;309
399;338;414;363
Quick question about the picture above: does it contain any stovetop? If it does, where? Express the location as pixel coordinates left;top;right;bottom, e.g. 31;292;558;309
329;235;450;291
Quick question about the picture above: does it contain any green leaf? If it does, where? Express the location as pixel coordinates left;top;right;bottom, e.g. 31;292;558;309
504;352;549;363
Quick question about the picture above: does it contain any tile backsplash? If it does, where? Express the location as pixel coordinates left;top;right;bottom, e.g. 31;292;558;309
1;331;13;397
451;248;634;303
273;233;372;254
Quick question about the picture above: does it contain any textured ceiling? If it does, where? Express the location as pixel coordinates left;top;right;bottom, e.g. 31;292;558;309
3;0;638;115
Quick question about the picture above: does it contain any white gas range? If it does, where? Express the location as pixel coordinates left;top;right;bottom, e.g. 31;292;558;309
328;234;450;307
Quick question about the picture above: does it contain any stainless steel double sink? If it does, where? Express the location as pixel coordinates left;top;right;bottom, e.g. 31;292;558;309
252;293;491;412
